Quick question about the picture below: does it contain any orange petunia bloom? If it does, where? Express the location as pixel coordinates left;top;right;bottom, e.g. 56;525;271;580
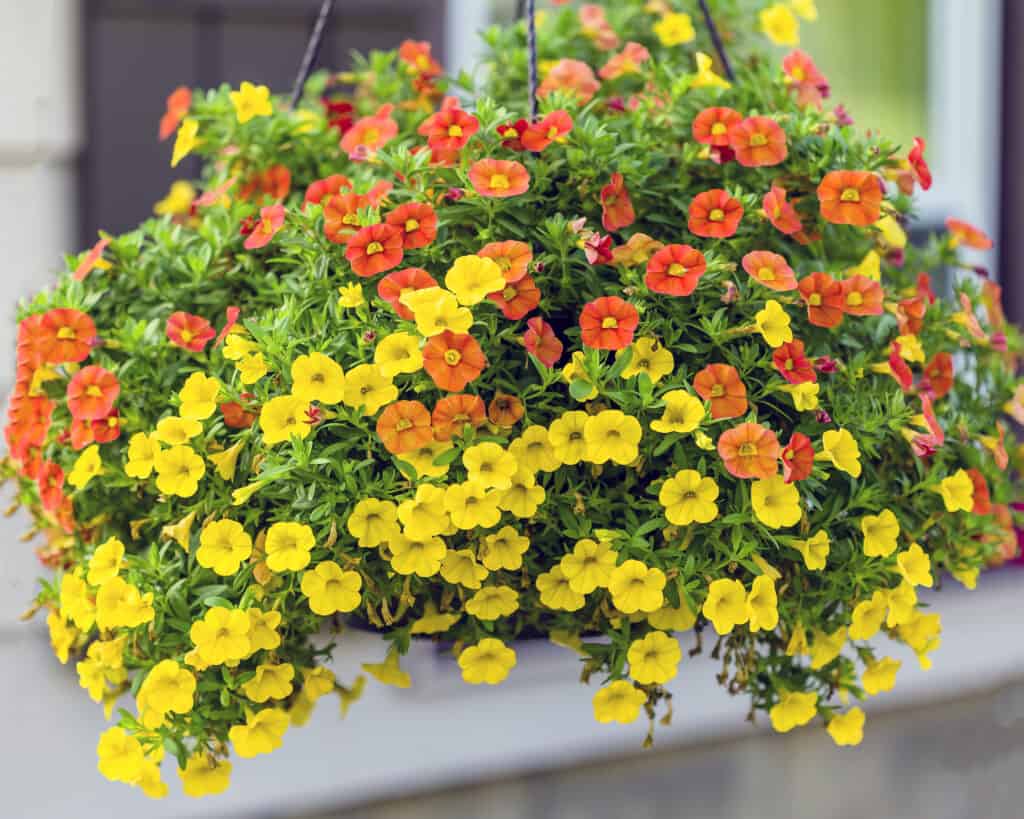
469;159;530;198
376;400;434;455
762;185;803;235
346;224;404;277
897;295;927;335
304;174;352;208
479;240;532;283
817;170;882;226
888;342;914;392
6;395;52;450
243;204;285;250
521;109;574;152
366;181;393;207
385;202;438;250
238;164;291;202
580;3;619;50
538;59;601;103
600;173;636;232
693;364;748;419
36;461;66;513
798;272;845;328
921;352;954;399
782;50;828;108
399;39;443;78
16;313;48;369
523;317;563;367
37;308;96;364
599;42;650;80
488;393;525;427
966;468;992;516
946;217;993;250
73;235;112;282
66;365;120;420
159;86;192;141
418;100;480;152
717;422;781;479
71;411;121;450
422;331;487;391
728;116;788;167
772;340;816;384
323;192;372;245
840;274;884;316
688;189;743;238
579;296;638;350
378;267;439;320
645;244;706;297
692;107;742;147
908;137;932;191
340;104;399;154
742;250;797;291
488;274;541;320
166;311;215;352
781;432;814;483
221;398;257;429
432;394;486;440
497;118;528;150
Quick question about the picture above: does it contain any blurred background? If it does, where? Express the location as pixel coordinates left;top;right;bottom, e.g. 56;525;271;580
1;1;1022;817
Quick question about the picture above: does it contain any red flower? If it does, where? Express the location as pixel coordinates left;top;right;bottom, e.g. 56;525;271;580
214;306;241;348
322;98;354;133
888;342;914;392
304;174;352;208
523;317;563;367
378;267;439;320
897;296;927;335
73;235;112;282
36;461;65;513
488;393;525;427
840;275;884;316
579;296;638;350
366;181;393;207
196;176;237;208
921;352;954;399
762;185;803;235
323;192;372;245
376;400;434;455
817;170;882;226
488;275;541;320
773;340;816;384
399;39;443;78
645;244;706;297
422;331;487;391
497;119;529;150
469;159;530;198
966;468;992;515
538;59;601;103
432;394;486;440
742;250;797;291
798;272;845;328
717;422;781;479
728;116;788;167
782;50;829;107
37;308;96;364
244;204;285;250
946;217;993;250
340;104;398;154
166;311;216;352
583;232;614;265
600;172;636;232
693;364;747;419
479;240;532;283
692;107;742;147
159;86;192;141
911;394;945;457
418;101;480;152
239;164;291;202
688;189;743;238
917;272;936;304
71;411;121;450
521;109;574;151
781;432;814;483
346;224;404;277
66;365;120;420
221;398;258;429
384;202;438;250
908;137;932;191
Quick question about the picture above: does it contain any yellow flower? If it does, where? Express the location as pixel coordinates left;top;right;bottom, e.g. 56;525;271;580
458;638;516;684
897;543;933;587
627;631;681;684
702;578;748;635
898;611;942;669
196;519;253;576
694;430;715;450
259;394;312;445
68;444;103;489
861;509;900;557
935;468;974;512
769;690;817;732
397;438;453;478
650;390;703;435
792;530;829;570
479;525;530;571
536;566;586;611
390;533;447;577
751;475;802;528
178;372;221;420
137;757;168;800
342;363;398;415
242;662;295;702
608;559;666;614
87;537;125;586
444;481;502;530
374;331;424;377
222;332;256;361
47;611;77;663
189;606;250;665
362;647;412;688
397;484;449;538
265;521;315;572
95;577;155;629
231;481;264;505
894;333;924;363
561;351;598;401
654;11;695;46
593;680;647;724
953;567;979;590
465;586;519;620
208;440;244;481
247;608;282;652
154;180;196;216
819;428;862;477
347;498;401;547
509;425;562;472
155;415;203;445
301;561;362;614
827;707;865;746
463;442;518;490
137;660;197;728
411;604;461;635
780;382;820;411
97;727;146;784
760;3;800;46
337;283;365;308
179;755;232;798
861;656;900;695
440;548;489;589
445;255;506;305
584;410;642;465
291;352;346;404
237;351;268;384
620;337;674;383
559;538;617;594
790;0;818;21
230;81;273;123
171;117;199;168
647;601;697;632
125;432;161;479
692;51;731;89
154;444;206;497
60;572;96;630
845;249;881;281
746;575;779;632
809;626;846;670
402;287;474;336
498;466;546;518
885;581;917;628
755;300;793;348
548;410;590;464
229;708;289;758
786;622;808;656
849;590;888;640
659;469;719;525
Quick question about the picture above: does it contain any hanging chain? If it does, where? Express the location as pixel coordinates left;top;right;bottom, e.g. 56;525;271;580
697;0;735;82
525;0;539;120
290;0;337;109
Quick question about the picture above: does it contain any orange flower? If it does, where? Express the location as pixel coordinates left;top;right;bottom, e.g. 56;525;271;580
432;394;486;440
966;468;992;515
782;50;828;107
36;461;66;512
717;422;780;479
946;217;993;250
908;137;932;191
16;313;48;369
323;192;372;245
600;173;636;232
66;365;120;420
479;240;532;283
921;352;953;399
645;244;706;297
418;100;480;152
896;296;926;335
579;4;619;50
817;170;882;226
221;398;257;430
159;86;192;141
742;250;797;291
37;308;96;364
488;393;524;427
304;174;353;208
346;224;404;277
692;107;742;147
385;202;438;250
693;364;747;419
521;110;574;152
238;164;291;202
243;204;285;250
422;331;487;391
73;235;112;282
840;275;884;316
378;267;438;320
5;395;52;451
688;189;743;238
166;311;215;352
599;42;650;80
781;432;814;483
611;233;664;267
71;411;121;450
728;116;788;167
376;400;434;455
762;185;803;235
798;272;845;328
579;296;638;350
399;40;443;78
523;317;563;367
340;104;398;154
538;59;601;103
488;275;541;320
469;159;530;198
773;340;816;384
497;119;529;150
888;342;914;391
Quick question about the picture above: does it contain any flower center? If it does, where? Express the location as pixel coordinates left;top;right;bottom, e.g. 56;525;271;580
395;418;412;432
502;286;517;300
682;490;697;500
547;125;559;139
405;218;420;232
840;187;861;203
366;241;384;255
758;266;775;281
808;293;822;306
86;385;103;398
180;329;195;342
792;66;806;81
846;292;864;307
363;127;380;144
709;208;725;222
601;317;619;329
342;213;360;225
56;327;77;340
710;384;725;398
711;122;727;135
667;263;688;278
448;124;463;137
785;358;795;370
738;443;758;457
444;349;463;366
749;133;768;147
489;174;510;190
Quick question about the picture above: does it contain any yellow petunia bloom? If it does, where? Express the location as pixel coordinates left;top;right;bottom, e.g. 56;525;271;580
95;577;155;630
702;578;748;635
237;351;268;384
264;521;315;572
125;432;161;479
935;468;974;512
548;410;590;464
362;647;412;689
769;690;817;733
627;631;681;684
208;440;244;481
479;526;530;571
444;482;502;530
154;444;206;497
179;755;232;798
861;508;900;557
154;180;196;216
445;255;506;305
593;680;647;724
291;352;345;404
751;475;802;528
259;395;312;445
402;287;474;337
242;662;295;703
390;534;448;577
848;590;888;640
68;445;103;489
171;118;199;168
760;3;800;46
654;12;695;46
755;299;793;348
374;331;423;377
341;363;398;415
465;586;519;621
229;81;273;124
300;561;362;615
458;638;516;684
692;51;731;89
647;601;697;632
536;566;586;611
620;337;674;383
791;0;818;21
862;656;901;695
229;708;289;758
780;382;820;412
584;409;642;465
827;707;865;746
347;498;400;547
155;416;203;445
97;726;146;784
792;530;829;571
746;575;779;632
397;438;453;478
397;484;449;538
508;425;562;472
87;537;125;586
196;519;253;576
560;538;617;594
819;428;862;477
809;626;846;670
463;442;518;490
60;572;96;630
440;548;489;589
337;283;365;308
609;560;666;614
137;659;196;728
897;543;933;587
659;469;719;525
189;606;250;666
178;372;221;420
